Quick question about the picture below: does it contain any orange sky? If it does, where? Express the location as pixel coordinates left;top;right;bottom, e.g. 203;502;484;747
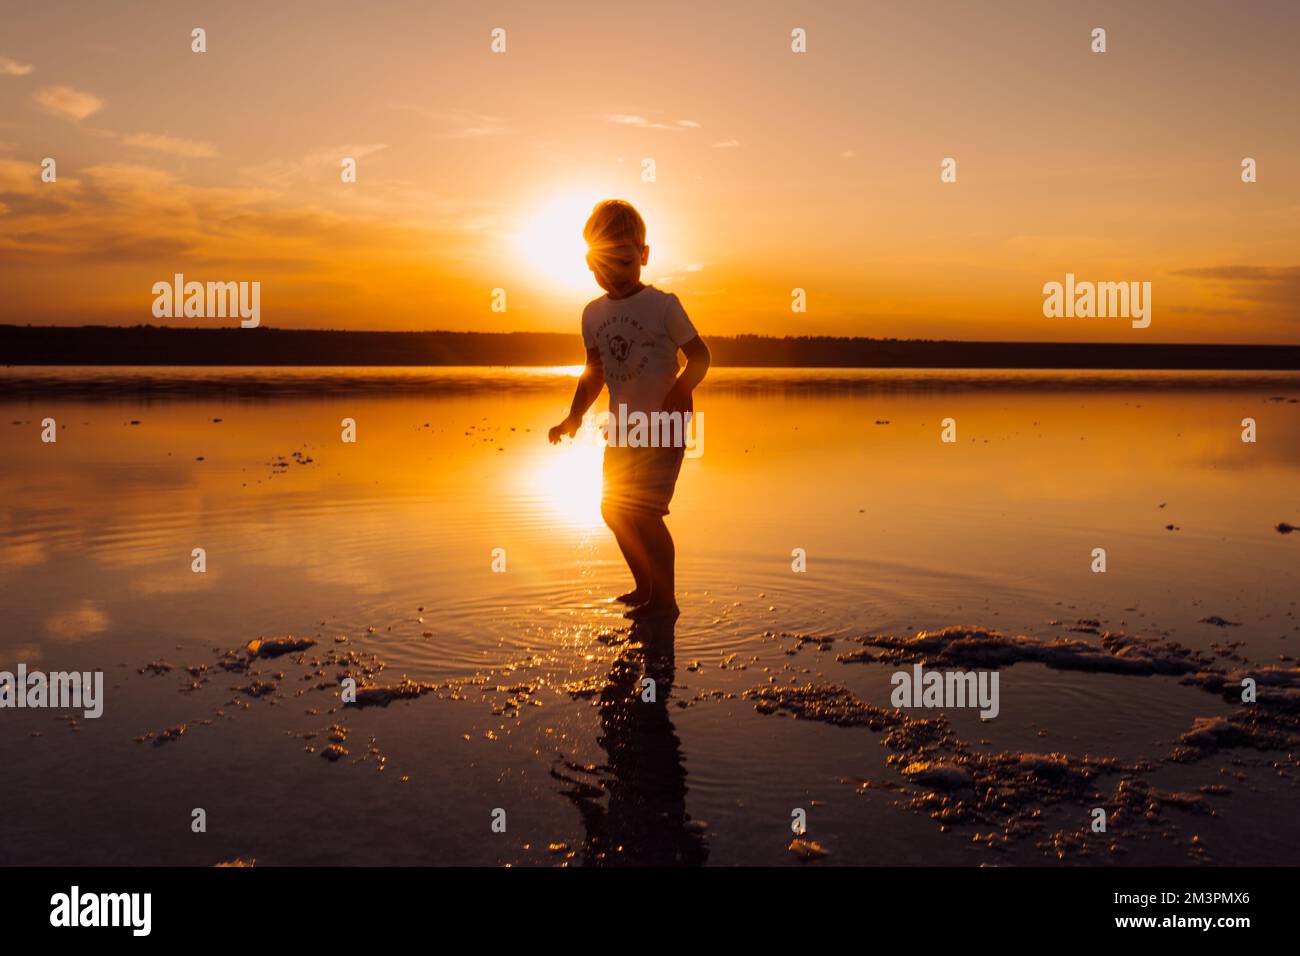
1;0;1298;343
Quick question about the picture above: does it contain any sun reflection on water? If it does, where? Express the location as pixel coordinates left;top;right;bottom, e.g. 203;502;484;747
533;416;607;528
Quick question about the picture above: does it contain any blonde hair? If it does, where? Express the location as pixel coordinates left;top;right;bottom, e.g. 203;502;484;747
583;199;646;251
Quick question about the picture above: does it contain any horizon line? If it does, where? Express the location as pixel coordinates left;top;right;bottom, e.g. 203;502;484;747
4;324;1300;350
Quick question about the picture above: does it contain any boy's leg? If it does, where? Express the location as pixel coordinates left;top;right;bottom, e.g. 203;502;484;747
602;505;652;601
602;446;652;601
631;514;676;613
627;446;684;617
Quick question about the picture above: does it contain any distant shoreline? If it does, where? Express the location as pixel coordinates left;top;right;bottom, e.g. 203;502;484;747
3;325;1299;370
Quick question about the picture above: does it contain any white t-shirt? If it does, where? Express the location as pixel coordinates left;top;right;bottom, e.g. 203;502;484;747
581;285;698;417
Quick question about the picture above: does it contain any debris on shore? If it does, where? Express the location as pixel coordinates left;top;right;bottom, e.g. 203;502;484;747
838;625;1211;676
788;838;829;861
348;679;437;708
246;636;318;659
1199;616;1241;628
746;624;1300;861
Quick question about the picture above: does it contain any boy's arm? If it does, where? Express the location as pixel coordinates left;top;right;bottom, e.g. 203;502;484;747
548;346;605;443
663;335;711;413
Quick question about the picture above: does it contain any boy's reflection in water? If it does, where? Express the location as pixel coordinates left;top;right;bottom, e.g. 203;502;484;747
554;618;708;866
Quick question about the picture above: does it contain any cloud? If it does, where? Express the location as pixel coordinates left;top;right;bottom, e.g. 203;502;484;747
0;538;45;569
1171;264;1300;320
239;143;387;187
603;114;700;131
120;133;216;158
0;159;502;302
0;158;43;196
420;109;509;139
307;143;387;164
34;85;103;121
443;120;508;138
713;139;740;148
0;55;33;76
1171;265;1300;282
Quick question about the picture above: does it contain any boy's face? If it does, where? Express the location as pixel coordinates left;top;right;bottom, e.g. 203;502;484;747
586;242;649;297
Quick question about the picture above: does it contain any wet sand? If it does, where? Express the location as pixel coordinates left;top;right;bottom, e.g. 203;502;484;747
1;367;1298;865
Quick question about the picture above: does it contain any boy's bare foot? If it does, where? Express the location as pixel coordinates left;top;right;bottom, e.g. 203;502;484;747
614;589;650;605
625;600;680;621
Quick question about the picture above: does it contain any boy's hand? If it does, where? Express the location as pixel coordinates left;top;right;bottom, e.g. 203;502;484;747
662;381;693;414
548;416;580;444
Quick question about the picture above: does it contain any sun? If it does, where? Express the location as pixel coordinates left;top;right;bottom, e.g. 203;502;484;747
514;192;604;293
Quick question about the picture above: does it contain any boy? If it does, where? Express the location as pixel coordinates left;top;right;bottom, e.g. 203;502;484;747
548;200;710;620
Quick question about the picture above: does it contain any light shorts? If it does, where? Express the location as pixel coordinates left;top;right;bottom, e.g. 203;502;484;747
601;444;686;518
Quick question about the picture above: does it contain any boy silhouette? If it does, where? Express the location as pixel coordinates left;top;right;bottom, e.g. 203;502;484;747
549;200;710;620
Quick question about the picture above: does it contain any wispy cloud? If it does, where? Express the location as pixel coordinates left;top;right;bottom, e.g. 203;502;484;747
423;109;510;139
1171;265;1300;319
34;85;103;121
713;139;740;148
0;158;511;327
0;55;33;76
120;133;215;159
304;142;387;165
0;158;43;196
1172;266;1300;282
0;159;493;269
603;114;700;131
239;143;387;187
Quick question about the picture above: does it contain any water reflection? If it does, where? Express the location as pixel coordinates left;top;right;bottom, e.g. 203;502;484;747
3;368;1299;865
555;618;708;866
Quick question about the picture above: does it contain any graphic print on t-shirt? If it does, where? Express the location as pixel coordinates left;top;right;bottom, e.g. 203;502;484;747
594;312;655;384
607;333;630;363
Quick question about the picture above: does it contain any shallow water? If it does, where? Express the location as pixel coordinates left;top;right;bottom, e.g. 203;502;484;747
2;367;1298;866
